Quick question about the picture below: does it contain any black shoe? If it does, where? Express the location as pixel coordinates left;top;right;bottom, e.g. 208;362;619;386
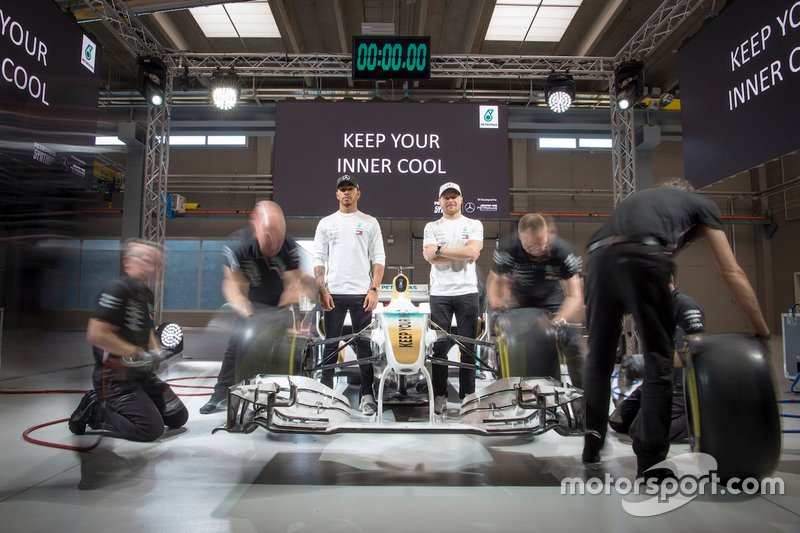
636;467;676;484
199;394;226;414
69;391;99;435
582;449;601;465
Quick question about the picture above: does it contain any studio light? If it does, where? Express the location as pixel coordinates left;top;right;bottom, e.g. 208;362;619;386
211;68;239;110
545;73;575;113
659;92;675;108
614;60;644;111
137;56;167;107
156;322;184;355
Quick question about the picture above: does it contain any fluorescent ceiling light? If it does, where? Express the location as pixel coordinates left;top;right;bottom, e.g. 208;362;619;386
95;136;124;145
190;1;280;39
485;5;535;40
579;138;612;149
207;135;247;146
525;6;579;42
539;137;576;149
486;1;582;42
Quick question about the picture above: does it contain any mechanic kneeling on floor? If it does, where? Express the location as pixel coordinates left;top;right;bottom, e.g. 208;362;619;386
609;278;705;442
68;239;189;442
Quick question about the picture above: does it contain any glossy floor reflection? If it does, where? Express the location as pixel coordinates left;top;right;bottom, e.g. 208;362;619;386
0;329;798;532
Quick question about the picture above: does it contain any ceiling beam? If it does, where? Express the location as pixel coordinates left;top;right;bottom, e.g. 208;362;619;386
332;0;349;53
455;0;496;90
416;0;428;35
270;0;303;53
575;0;626;56
151;11;191;51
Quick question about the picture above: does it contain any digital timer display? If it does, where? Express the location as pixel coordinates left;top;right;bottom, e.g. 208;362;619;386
352;36;431;80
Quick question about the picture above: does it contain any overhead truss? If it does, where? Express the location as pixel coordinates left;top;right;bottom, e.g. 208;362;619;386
611;0;705;204
173;53;616;80
80;0;170;59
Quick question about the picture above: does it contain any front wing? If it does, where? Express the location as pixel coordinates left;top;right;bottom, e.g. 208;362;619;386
212;375;584;437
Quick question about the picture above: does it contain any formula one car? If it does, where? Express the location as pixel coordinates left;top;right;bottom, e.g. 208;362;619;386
213;270;585;437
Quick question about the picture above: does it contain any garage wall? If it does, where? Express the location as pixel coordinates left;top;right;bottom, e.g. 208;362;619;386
47;136;800;334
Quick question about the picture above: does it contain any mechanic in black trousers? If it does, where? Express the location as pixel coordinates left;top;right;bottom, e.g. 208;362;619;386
609;279;705;442
581;179;769;477
199;201;307;414
487;213;586;388
69;239;189;441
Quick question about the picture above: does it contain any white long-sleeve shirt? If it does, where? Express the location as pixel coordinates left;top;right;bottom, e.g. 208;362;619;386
423;215;483;296
313;210;386;294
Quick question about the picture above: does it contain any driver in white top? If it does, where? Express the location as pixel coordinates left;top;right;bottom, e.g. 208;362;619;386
313;174;386;415
422;182;484;414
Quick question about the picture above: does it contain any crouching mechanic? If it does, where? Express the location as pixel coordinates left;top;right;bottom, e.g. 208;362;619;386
609;281;705;442
487;213;585;388
199;201;307;414
68;239;189;441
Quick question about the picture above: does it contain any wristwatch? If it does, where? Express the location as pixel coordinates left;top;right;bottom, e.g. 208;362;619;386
434;245;442;257
369;286;378;292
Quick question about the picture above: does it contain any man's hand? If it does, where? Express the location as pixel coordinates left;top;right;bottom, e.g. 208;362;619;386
319;287;335;311
551;316;568;342
124;348;169;372
488;297;509;311
363;289;379;311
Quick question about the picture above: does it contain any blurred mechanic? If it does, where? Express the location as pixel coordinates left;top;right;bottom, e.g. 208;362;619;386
313;175;386;415
487;213;586;388
199;201;307;414
609;279;705;442
68;239;189;441
423;182;484;414
582;179;769;478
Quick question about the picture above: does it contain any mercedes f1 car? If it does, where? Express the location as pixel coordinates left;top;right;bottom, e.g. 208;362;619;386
213;270;586;437
212;271;782;483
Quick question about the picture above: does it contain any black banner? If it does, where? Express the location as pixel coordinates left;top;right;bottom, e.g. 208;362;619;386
0;0;101;197
679;0;800;188
273;101;509;219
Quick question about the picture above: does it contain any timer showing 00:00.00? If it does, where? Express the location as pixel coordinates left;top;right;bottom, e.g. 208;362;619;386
352;37;431;80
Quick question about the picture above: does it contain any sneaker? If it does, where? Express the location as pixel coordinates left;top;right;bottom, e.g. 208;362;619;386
433;395;447;415
199;394;227;414
359;395;377;416
69;391;99;435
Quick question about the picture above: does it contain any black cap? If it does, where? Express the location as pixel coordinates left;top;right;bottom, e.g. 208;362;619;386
336;174;359;189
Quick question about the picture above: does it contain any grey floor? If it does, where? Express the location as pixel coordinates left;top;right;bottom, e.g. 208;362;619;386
0;329;798;533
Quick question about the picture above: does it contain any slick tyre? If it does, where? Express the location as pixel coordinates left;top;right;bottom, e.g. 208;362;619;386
683;333;781;481
493;308;559;379
236;309;307;382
